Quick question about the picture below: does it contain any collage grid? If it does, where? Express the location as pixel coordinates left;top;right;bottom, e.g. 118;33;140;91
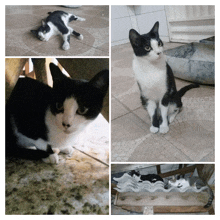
5;4;215;216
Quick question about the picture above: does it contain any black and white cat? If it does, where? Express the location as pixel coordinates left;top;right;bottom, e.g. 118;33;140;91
167;175;214;208
6;63;109;164
31;11;85;50
129;21;199;134
129;170;164;183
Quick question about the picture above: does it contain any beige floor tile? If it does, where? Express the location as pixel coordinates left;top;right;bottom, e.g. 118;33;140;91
167;120;214;161
111;42;215;162
128;135;192;162
5;5;109;56
111;66;134;85
111;113;149;143
112;80;142;111
133;107;151;127
111;97;130;120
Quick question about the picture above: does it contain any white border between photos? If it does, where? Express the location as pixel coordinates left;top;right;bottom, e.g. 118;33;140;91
2;1;219;219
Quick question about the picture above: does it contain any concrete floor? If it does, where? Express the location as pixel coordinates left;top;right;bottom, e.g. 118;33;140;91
5;5;109;56
111;42;214;162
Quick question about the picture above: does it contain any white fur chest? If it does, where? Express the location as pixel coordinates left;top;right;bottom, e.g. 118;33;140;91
45;109;80;149
133;55;167;101
47;22;60;36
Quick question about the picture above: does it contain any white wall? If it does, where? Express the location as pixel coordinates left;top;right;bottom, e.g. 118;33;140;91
111;5;169;46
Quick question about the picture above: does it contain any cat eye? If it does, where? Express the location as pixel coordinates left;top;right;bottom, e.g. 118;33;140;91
77;107;89;115
56;102;64;111
144;46;151;51
158;41;163;47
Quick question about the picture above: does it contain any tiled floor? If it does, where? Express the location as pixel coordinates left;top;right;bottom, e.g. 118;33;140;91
5;5;109;56
111;43;214;162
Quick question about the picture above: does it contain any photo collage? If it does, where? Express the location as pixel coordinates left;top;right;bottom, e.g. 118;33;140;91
5;5;215;216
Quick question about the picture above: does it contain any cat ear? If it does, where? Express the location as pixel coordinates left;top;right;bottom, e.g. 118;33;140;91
89;70;109;95
49;63;67;87
41;19;46;27
129;29;141;47
150;21;159;34
31;30;38;37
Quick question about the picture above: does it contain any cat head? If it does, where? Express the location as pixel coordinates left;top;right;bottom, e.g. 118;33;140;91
129;170;141;181
31;20;51;41
168;175;188;188
49;63;109;134
129;21;164;61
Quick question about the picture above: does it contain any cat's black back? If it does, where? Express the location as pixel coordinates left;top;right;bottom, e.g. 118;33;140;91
7;77;52;141
129;170;163;183
46;11;70;34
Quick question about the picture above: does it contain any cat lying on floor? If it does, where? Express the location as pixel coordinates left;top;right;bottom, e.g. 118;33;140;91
31;11;85;50
6;63;109;164
129;21;199;134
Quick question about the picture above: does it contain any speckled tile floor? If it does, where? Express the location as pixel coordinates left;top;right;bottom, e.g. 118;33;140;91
111;43;214;162
6;115;109;215
5;5;109;56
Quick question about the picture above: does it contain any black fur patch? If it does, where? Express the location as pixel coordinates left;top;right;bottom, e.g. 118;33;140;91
6;63;109;160
72;30;80;37
46;11;69;34
129;21;163;57
49;63;109;120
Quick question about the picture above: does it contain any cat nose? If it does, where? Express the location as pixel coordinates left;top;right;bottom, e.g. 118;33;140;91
157;52;161;55
62;122;71;128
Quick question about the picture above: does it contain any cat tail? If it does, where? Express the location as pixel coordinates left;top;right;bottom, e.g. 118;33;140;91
176;83;199;98
204;185;214;208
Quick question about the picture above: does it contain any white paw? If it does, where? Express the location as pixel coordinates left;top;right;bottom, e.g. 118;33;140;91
150;126;159;133
78;17;86;21
42;153;59;164
77;34;83;40
60;146;74;157
159;126;169;134
168;115;174;124
62;43;70;50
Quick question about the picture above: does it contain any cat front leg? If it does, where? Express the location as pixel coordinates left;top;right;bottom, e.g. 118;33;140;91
42;153;59;164
60;146;75;157
40;144;59;164
159;103;169;134
34;140;59;164
146;100;159;133
62;33;71;50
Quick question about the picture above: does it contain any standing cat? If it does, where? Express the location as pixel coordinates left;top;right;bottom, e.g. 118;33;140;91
129;21;199;134
129;170;164;183
168;175;214;208
31;11;85;50
6;63;109;164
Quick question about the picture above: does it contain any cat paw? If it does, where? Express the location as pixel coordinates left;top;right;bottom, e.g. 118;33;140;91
42;153;59;164
150;126;159;133
78;17;86;21
159;126;169;134
62;43;70;50
77;34;83;40
168;113;178;124
60;146;74;157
